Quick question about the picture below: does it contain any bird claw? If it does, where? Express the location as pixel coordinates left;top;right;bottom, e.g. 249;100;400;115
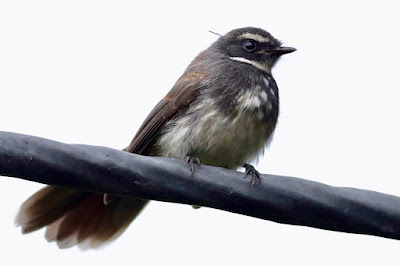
184;156;200;177
243;163;261;188
103;193;116;205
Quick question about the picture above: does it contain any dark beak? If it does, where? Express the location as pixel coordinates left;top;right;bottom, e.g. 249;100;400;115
271;46;296;55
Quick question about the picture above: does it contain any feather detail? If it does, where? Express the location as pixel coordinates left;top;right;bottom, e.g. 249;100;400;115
16;186;148;249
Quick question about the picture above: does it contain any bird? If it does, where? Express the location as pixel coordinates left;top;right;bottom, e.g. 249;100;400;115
15;27;295;250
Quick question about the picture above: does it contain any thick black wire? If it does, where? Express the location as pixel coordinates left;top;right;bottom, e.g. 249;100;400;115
1;131;399;240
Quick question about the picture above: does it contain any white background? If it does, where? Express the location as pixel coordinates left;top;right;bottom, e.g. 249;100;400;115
1;0;400;265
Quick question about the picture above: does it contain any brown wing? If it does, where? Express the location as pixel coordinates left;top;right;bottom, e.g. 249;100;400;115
125;71;208;155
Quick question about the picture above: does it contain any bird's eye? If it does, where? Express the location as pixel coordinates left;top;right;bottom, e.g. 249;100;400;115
243;40;257;52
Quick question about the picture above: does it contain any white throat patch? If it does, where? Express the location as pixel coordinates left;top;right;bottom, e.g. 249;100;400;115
230;57;271;73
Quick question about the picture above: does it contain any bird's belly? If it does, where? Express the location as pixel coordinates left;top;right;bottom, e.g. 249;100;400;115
157;109;276;169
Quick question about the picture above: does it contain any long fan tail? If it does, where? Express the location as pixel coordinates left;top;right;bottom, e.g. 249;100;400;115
15;186;148;249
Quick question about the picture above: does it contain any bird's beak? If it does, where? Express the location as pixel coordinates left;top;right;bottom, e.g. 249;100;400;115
271;46;296;55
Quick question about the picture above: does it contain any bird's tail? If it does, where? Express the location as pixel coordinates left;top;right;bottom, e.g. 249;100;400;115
15;185;148;250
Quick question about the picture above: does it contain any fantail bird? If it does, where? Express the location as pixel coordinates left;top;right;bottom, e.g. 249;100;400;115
15;27;295;249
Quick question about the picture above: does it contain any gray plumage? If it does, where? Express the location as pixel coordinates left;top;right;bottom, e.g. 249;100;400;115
15;27;294;249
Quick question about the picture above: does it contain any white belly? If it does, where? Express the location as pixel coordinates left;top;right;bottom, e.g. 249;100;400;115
156;105;275;169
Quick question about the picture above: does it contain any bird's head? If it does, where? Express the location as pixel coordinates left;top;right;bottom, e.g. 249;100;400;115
212;27;296;73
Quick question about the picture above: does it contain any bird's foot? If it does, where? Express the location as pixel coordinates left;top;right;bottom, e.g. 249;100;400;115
184;156;200;177
243;163;261;188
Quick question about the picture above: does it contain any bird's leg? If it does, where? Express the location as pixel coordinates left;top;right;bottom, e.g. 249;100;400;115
185;155;201;209
243;163;261;187
184;155;200;177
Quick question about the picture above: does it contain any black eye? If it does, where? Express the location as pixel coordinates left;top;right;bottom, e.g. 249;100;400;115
243;40;257;52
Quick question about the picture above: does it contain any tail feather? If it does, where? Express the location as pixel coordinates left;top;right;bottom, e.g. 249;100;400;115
45;193;106;249
16;185;148;249
15;186;88;234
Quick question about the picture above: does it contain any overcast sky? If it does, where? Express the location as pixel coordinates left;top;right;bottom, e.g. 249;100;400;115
1;1;400;265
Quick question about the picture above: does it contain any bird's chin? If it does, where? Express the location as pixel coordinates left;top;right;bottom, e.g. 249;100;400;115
268;56;282;69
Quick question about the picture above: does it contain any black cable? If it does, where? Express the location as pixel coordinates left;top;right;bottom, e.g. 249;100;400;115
0;131;399;240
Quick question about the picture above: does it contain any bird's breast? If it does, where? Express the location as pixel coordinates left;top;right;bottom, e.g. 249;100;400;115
156;75;279;169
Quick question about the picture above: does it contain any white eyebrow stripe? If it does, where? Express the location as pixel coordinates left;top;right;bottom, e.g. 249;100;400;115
230;57;271;73
239;33;271;43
